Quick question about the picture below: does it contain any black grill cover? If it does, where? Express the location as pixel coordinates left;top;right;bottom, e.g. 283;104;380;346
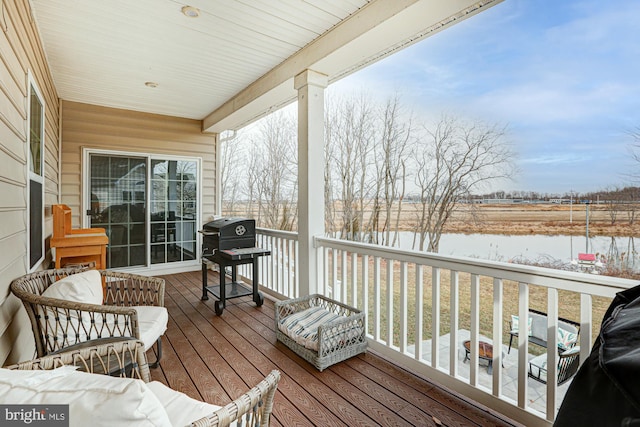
554;283;640;427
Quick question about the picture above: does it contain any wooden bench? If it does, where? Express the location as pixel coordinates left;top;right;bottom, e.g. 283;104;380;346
507;308;579;353
50;204;108;270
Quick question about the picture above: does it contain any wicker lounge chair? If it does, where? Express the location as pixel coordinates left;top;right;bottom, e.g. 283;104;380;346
5;339;280;427
10;268;167;367
275;294;367;371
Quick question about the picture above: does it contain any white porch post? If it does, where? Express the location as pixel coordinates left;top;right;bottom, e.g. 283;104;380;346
295;69;327;297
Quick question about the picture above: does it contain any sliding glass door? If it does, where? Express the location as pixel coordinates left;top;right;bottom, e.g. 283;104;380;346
88;152;199;268
89;155;147;268
150;159;197;264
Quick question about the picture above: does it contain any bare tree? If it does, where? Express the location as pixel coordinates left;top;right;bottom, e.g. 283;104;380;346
629;127;640;177
626;129;640;223
243;134;263;221
325;93;376;241
245;144;262;220
246;112;298;230
324;111;338;235
220;132;245;216
603;185;622;225
624;187;640;224
373;94;413;247
413;114;515;252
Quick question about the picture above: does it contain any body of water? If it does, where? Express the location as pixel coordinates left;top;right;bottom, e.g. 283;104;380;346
393;232;639;269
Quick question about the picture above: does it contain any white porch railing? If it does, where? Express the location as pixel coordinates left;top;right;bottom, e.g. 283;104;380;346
237;228;299;299
245;229;635;427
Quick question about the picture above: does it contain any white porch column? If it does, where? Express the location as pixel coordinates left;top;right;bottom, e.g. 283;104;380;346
295;69;327;297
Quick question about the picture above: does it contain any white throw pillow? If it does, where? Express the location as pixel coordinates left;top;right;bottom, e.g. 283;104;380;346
0;367;171;427
40;270;104;347
42;270;103;305
146;381;234;427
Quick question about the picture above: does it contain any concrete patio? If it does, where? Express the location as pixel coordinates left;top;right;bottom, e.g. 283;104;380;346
407;329;574;415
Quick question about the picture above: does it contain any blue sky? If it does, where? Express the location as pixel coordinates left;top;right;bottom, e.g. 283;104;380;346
330;0;640;194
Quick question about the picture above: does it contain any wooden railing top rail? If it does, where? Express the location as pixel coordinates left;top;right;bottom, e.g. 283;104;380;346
256;227;299;240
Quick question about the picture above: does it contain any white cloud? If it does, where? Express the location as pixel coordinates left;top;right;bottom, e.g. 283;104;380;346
521;154;589;165
330;0;640;192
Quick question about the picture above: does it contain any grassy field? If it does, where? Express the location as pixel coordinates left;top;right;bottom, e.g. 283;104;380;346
226;201;640;237
435;203;640;237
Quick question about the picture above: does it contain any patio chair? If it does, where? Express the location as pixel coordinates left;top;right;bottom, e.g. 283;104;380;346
10;268;167;367
507;309;580;354
4;339;280;427
528;346;581;386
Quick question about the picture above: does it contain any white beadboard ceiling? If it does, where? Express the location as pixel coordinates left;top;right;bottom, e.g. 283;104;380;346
30;0;501;132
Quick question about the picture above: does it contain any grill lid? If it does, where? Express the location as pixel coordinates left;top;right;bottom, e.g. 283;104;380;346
202;217;255;236
200;217;256;252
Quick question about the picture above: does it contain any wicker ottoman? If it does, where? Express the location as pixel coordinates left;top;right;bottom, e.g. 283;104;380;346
275;294;367;371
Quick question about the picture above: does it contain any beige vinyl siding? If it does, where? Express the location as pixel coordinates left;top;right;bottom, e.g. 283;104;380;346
0;0;60;366
61;100;217;230
0;0;217;367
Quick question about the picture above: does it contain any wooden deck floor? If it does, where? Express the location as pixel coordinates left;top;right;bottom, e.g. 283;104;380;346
152;270;520;427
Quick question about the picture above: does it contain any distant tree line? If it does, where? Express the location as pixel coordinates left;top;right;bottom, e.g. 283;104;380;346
468;187;640;225
468;187;637;201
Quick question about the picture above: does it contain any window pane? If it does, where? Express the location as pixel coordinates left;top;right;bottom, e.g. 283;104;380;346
28;82;44;270
29;180;43;268
89;154;147;268
29;86;43;176
150;158;198;265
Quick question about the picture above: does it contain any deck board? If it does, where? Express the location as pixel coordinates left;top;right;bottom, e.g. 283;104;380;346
153;271;520;427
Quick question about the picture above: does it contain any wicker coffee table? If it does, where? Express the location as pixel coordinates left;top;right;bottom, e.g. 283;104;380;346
462;340;503;374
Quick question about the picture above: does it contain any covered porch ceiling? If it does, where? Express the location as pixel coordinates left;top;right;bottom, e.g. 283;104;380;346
30;0;501;133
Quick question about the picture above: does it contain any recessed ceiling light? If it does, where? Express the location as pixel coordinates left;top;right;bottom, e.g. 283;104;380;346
181;6;200;18
145;82;158;88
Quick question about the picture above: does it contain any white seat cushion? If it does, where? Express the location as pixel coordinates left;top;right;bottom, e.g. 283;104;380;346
146;381;237;427
134;306;168;350
38;273;166;350
529;354;547;382
0;367;171;426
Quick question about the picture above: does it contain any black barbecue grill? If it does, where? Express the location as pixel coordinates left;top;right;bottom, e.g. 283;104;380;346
199;217;270;315
201;217;256;258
